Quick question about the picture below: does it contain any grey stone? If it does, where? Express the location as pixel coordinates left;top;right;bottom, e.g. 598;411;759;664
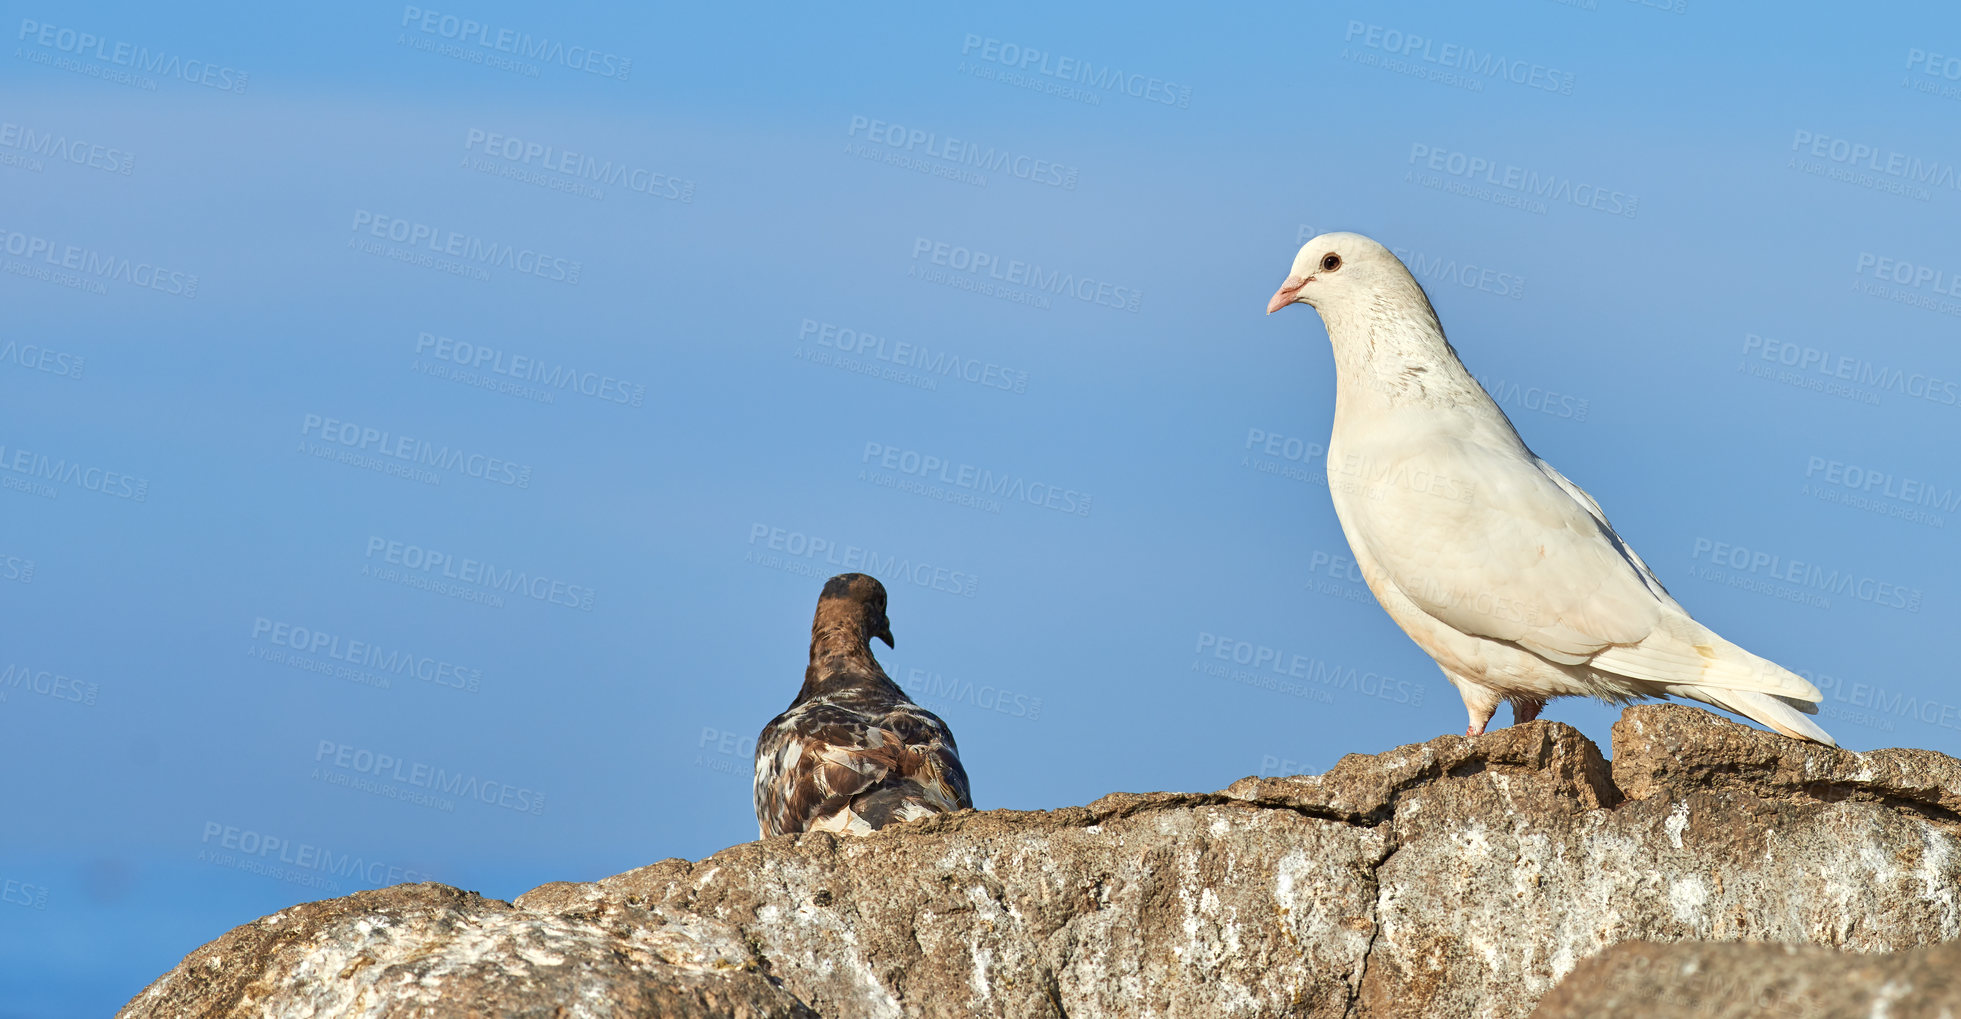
115;882;816;1018
1531;939;1961;1018
121;705;1961;1018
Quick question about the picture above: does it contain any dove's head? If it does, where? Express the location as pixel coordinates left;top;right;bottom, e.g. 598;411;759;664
816;572;894;648
1266;232;1412;317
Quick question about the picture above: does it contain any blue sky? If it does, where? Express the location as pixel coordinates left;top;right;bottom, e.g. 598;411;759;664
4;1;1960;1013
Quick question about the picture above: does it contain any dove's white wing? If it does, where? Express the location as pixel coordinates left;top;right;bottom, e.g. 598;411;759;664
1537;459;1820;702
1339;434;1818;701
1535;457;1679;608
1339;433;1657;662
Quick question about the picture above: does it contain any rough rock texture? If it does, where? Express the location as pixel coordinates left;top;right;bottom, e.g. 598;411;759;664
1531;939;1961;1018
116;883;816;1018
122;706;1961;1018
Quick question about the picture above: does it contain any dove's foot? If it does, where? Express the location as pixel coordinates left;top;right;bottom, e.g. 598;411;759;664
1449;672;1503;738
1511;698;1547;725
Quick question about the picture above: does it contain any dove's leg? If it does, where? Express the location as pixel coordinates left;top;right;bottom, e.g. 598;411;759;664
1441;668;1502;736
1511;698;1547;725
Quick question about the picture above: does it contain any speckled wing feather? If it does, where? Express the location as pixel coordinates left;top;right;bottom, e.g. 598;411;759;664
754;699;970;838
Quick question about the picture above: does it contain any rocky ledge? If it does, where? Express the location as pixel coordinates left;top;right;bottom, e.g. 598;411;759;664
120;705;1961;1018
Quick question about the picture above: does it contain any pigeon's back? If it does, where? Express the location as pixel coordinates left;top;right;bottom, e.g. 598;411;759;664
753;688;971;838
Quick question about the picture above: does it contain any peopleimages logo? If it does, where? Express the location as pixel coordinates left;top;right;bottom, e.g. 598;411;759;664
461;129;692;202
1854;252;1961;296
0;440;149;501
1192;632;1425;706
399;6;631;80
1789;130;1961;195
1804;457;1960;513
909;237;1142;312
300;413;532;488
1801;456;1955;529
0;225;199;296
845;115;1079;190
1739;333;1960;408
1688;538;1922;612
251;617;483;692
0;121;134;175
0;553;33;584
199;821;432;891
16;18;250;92
797;319;1029;394
363;537;597;610
1342;21;1575;95
314;739;545;815
414;332;646;406
958;34;1191;108
1;878;48;911
0;341;85;379
349;210;582;284
690;726;756;782
905;666;1042;721
1472;374;1589;421
0;662;98;706
745;523;980;598
1908;47;1961;81
1804;668;1961;735
1407;143;1639;218
860;442;1092;517
1395;248;1525;300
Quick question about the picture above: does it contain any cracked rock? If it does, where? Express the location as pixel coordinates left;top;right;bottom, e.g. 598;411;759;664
121;706;1961;1018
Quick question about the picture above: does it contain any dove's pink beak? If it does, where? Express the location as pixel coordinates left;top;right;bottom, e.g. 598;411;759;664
1266;275;1309;314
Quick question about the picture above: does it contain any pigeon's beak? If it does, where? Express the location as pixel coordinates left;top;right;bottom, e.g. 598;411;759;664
874;621;894;648
1266;275;1310;315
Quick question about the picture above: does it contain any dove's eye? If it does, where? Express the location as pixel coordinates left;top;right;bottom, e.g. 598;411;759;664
1320;253;1342;272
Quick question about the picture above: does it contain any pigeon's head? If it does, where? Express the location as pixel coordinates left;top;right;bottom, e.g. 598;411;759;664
818;572;894;648
1266;232;1407;316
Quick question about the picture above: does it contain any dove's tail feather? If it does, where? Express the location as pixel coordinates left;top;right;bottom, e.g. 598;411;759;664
1669;685;1837;747
1589;616;1824;702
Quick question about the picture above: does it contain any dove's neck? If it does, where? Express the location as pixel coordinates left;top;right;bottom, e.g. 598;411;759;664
1321;284;1513;433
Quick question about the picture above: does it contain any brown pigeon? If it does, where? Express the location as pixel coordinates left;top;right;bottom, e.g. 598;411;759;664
753;573;972;837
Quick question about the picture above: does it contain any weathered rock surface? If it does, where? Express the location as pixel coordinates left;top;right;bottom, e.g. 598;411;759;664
121;705;1961;1018
116;883;816;1019
1531;939;1961;1018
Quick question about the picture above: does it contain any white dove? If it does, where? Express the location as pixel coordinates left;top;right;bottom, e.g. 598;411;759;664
1266;232;1834;745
